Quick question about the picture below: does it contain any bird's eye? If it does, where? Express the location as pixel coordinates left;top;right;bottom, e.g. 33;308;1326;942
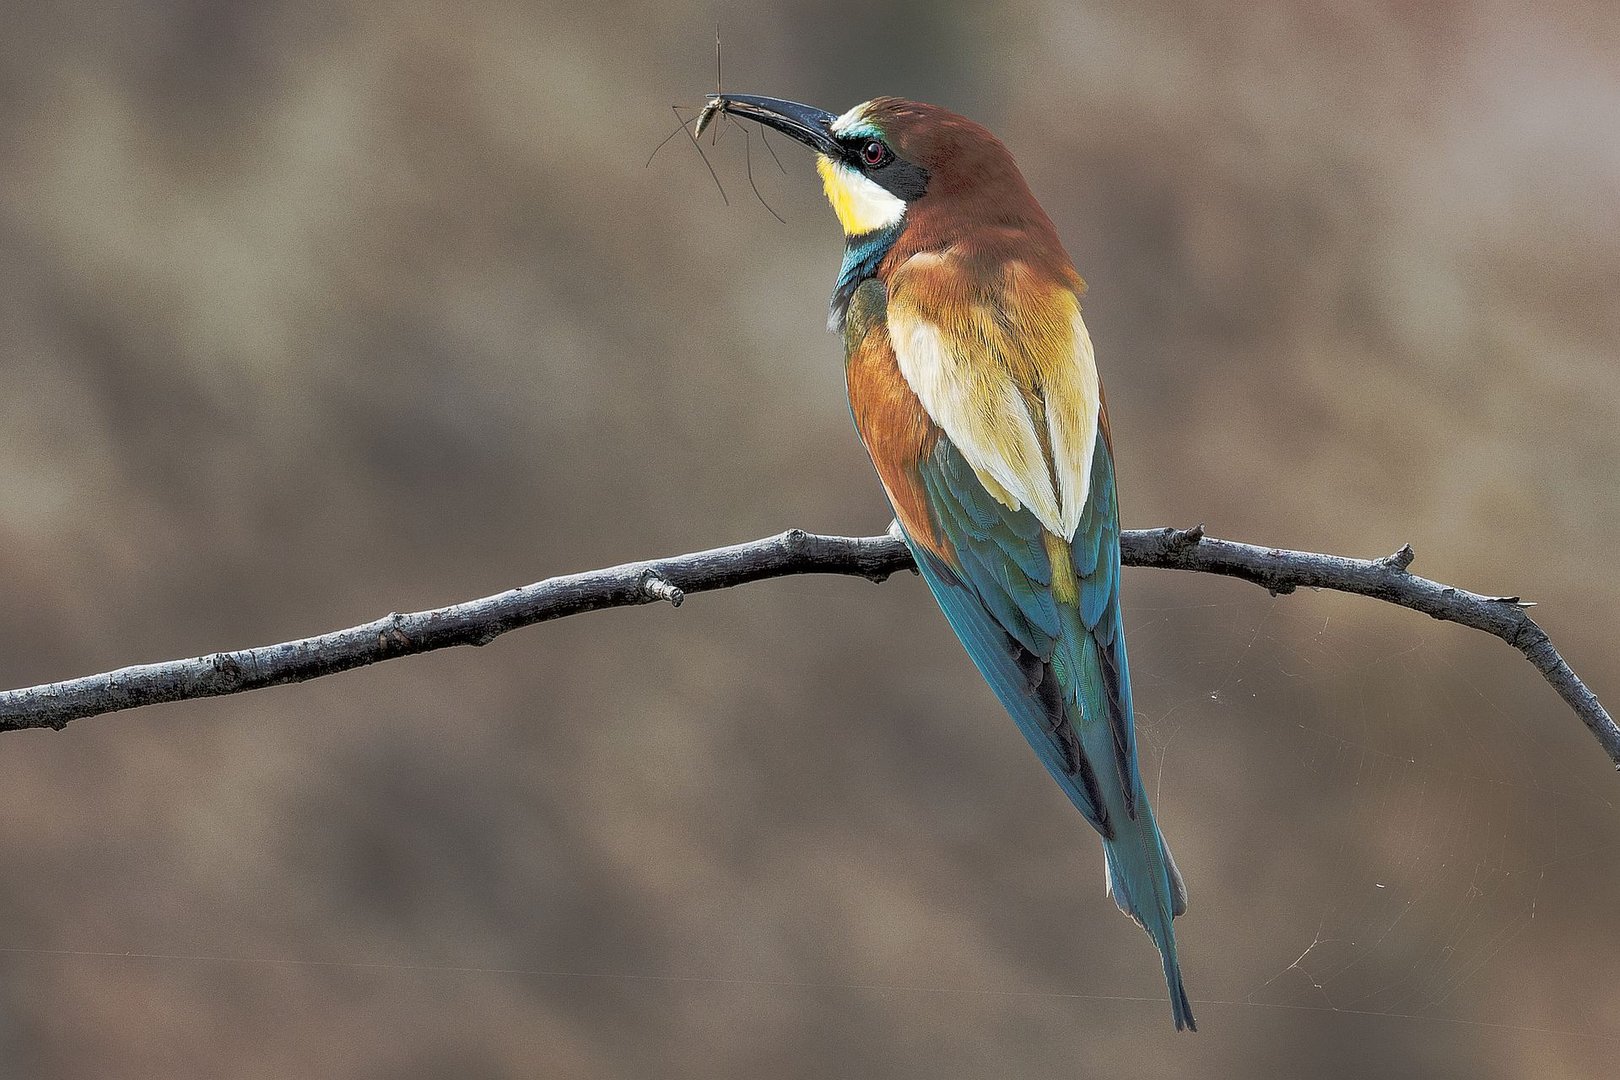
860;139;889;167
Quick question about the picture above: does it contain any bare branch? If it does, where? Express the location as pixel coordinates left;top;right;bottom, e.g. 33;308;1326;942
1;527;1614;769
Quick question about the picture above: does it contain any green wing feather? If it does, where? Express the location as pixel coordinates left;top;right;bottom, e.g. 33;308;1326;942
1069;430;1141;811
904;429;1142;836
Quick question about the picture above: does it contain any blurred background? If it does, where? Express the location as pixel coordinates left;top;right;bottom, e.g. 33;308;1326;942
1;1;1617;1075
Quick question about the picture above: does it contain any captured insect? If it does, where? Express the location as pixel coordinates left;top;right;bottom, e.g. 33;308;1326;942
692;95;725;142
645;32;788;222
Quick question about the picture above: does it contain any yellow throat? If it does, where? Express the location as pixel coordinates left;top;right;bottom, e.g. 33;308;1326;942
816;155;906;236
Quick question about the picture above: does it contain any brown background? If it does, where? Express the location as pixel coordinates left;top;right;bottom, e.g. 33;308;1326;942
1;1;1617;1076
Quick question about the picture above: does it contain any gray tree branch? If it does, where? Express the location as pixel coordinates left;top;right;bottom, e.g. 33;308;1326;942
2;527;1615;769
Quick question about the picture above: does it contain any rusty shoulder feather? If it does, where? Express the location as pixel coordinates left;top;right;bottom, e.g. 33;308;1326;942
841;278;952;565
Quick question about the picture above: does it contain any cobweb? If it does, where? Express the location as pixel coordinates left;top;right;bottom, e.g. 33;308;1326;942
1125;585;1616;1035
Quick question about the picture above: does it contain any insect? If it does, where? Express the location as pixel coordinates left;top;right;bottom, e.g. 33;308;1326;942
692;95;725;141
645;34;787;222
694;32;731;146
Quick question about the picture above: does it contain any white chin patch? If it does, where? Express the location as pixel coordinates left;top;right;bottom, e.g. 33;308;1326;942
817;157;906;235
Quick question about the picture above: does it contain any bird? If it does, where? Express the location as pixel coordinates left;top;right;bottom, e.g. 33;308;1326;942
708;93;1194;1031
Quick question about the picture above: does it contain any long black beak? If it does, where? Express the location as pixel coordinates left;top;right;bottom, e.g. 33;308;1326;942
709;94;841;155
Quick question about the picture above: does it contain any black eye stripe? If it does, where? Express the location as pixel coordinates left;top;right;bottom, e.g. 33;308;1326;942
836;135;930;201
838;136;884;166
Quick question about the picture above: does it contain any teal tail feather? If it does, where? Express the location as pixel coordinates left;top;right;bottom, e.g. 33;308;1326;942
896;451;1197;1031
1100;780;1195;1031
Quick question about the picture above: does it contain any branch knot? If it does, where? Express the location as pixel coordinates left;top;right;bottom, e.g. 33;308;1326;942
1163;523;1205;548
1379;544;1417;572
640;571;684;607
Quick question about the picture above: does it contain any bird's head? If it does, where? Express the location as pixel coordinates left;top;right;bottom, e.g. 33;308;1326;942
713;94;1042;241
713;94;1071;331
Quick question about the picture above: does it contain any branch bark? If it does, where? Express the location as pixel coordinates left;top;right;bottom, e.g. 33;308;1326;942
2;527;1615;769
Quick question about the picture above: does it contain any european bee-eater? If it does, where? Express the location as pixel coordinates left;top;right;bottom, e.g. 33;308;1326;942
711;94;1193;1031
